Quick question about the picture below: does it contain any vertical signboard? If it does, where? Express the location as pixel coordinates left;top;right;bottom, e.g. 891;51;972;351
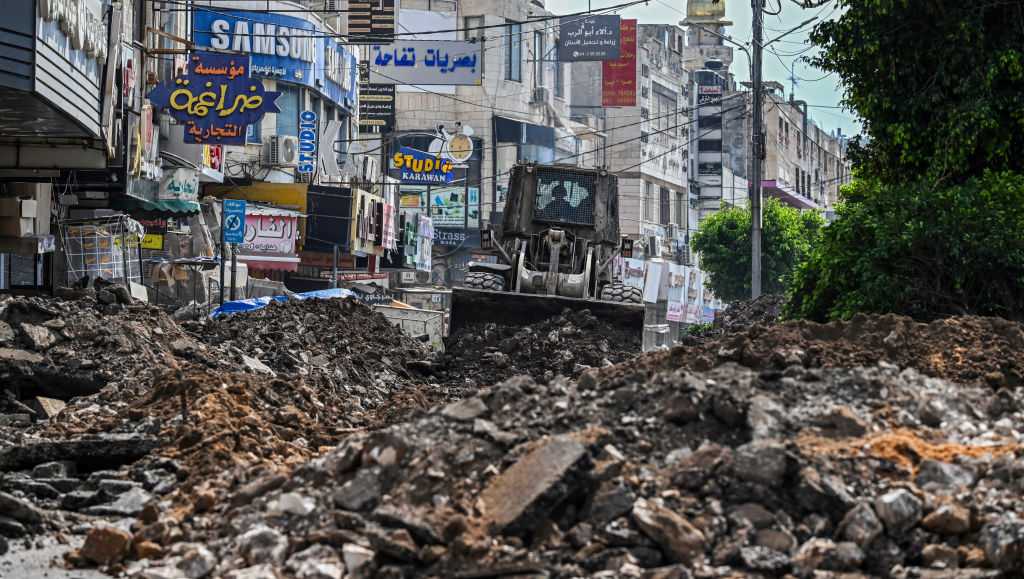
298;110;317;174
358;82;396;134
223;199;247;244
349;0;396;43
602;19;637;107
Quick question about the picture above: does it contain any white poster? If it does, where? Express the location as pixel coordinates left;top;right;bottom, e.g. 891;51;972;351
623;258;645;289
684;267;702;324
643;260;663;304
666;263;686;322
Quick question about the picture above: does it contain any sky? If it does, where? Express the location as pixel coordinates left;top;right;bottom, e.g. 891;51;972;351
547;0;863;136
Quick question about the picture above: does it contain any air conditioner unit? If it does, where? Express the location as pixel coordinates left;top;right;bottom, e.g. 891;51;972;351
530;86;550;104
262;135;298;167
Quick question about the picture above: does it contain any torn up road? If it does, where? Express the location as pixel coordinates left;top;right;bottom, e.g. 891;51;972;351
2;291;1024;578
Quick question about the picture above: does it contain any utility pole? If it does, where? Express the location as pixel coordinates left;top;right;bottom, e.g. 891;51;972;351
750;0;764;299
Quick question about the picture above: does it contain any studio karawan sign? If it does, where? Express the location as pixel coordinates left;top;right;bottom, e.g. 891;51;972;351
148;52;280;144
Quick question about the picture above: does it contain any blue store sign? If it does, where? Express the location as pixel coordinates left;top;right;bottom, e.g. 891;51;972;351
193;8;358;110
147;52;281;144
390;146;455;185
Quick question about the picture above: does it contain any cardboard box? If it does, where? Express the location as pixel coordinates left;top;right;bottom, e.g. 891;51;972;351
0;217;35;237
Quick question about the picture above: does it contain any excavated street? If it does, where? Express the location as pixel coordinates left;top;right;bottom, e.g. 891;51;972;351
2;291;1024;578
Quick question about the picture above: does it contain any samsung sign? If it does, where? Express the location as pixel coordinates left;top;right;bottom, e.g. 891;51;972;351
193;9;357;109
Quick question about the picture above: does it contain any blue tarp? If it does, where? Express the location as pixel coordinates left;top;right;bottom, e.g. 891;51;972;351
210;288;356;318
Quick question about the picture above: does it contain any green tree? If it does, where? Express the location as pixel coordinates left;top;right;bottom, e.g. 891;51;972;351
786;0;1024;321
692;197;823;302
810;0;1024;184
786;173;1024;321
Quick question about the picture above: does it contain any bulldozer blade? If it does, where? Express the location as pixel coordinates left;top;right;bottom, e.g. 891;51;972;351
450;287;644;337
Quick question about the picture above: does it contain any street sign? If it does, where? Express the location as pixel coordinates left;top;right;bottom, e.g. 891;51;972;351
223;199;247;244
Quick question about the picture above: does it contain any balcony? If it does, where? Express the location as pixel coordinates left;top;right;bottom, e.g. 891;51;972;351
761;180;820;210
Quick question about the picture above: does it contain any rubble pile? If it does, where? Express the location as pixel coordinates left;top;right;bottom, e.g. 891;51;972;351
713;294;785;334
183;298;433;426
662;313;1024;388
441;308;642;387
117;356;1024;578
0;294;191;444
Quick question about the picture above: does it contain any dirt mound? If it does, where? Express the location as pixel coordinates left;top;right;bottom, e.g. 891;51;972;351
651;313;1024;387
440;307;642;388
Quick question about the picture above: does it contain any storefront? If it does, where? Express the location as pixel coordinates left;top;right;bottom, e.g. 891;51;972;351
388;128;483;285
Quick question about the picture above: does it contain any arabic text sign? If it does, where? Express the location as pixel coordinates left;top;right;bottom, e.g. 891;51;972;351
147;52;280;144
239;214;298;255
159;168;200;201
223;199;247;244
369;41;481;85
602;19;636;106
391;147;455;185
559;15;620;61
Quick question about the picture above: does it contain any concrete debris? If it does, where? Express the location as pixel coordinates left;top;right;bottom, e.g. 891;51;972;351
1;295;1024;577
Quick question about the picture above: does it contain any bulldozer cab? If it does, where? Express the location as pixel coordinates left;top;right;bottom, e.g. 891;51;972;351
501;163;620;246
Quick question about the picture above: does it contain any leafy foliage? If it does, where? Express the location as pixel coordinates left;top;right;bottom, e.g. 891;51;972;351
788;1;1024;321
693;198;823;302
786;172;1024;321
810;0;1024;184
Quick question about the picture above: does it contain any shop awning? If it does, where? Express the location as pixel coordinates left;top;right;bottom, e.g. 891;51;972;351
236;254;300;272
113;196;201;216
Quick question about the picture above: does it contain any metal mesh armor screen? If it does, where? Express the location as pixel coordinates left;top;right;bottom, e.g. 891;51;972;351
533;168;597;226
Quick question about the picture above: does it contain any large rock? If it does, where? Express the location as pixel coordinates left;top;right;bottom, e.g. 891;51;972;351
915;460;976;491
792;538;864;573
176;543;217;579
585;481;636;526
80;526;132;566
837;503;884;548
85;486;152;517
732;440;789;487
980;517;1024;571
922;503;971;536
874;489;923;535
631;498;705;564
441;397;488;421
333;468;382;512
478;432;588;536
20;323;56;350
286;544;345;579
746;395;789;439
739;545;789;573
238;525;289;566
0;491;44;525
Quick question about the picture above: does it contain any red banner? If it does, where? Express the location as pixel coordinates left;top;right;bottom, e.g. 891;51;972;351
602;19;637;107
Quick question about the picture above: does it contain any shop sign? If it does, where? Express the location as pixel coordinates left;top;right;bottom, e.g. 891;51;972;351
138;218;167;251
602;20;636;107
666;263;686;322
38;0;109;63
390;146;454;185
239;214;298;255
319;271;389;281
159;168;200;201
348;0;395;43
298;110;317;174
203;145;224;172
559;15;621;61
433;228;480;248
369;41;481;85
147;52;281;144
358;82;395;134
193;9;358;108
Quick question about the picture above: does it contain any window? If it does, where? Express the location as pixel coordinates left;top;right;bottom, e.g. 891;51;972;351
675;191;685;225
795;168;802;193
505;21;522;82
651;82;678;136
464;16;485;74
555;61;564;97
276;84;300;136
659;187;670;225
641;64;650;78
698;139;722;152
643;181;655;222
533;31;545;87
533;168;596;225
640;131;649;144
700;115;722;129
